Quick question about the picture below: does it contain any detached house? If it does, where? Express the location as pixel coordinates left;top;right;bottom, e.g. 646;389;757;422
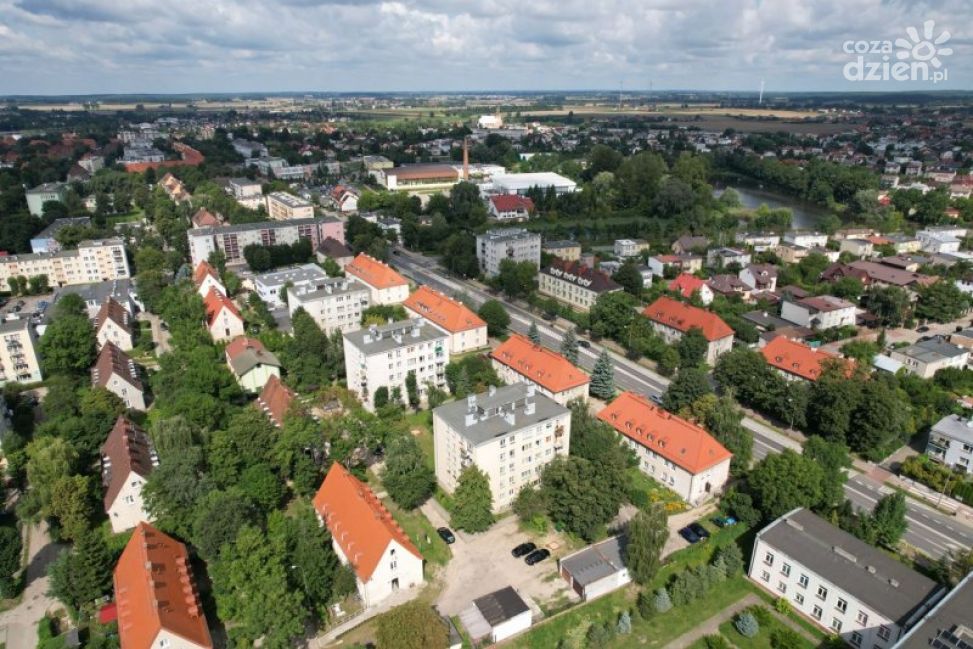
313;463;424;607
491;333;590;405
642;296;734;365
225;336;281;392
257;374;296;428
203;287;244;342
344;253;410;305
114;523;213;649
193;261;225;298
488;194;534;221
403;286;488;354
92;342;146;411
95;297;135;351
740;264;778;292
781;295;857;330
101;416;158;533
761;336;852;382
668;273;714;305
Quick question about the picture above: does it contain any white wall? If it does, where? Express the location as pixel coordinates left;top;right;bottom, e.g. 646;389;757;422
492;610;532;643
107;470;152;533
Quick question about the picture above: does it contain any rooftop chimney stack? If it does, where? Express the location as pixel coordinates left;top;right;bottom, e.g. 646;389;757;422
462;136;470;182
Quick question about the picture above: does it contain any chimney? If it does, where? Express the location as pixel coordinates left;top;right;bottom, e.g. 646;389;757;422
467;394;476;411
504;411;516;427
465;412;476;427
462;137;469;181
526;384;536;398
525;400;536;416
489;385;496;397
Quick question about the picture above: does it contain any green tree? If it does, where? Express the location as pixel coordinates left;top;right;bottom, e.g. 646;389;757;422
239;463;285;513
747;450;825;521
373;386;390;409
916;281;971;323
47;531;113;610
268;503;342;617
590;350;615;400
0;525;22;598
691;394;752;474
613;261;644;296
803;436;850;509
383;434;436;510
48;475;96;541
478;299;510;337
677;328;709;368
560;328;580;365
450;466;494;533
589;292;638;340
662;367;712;413
496;259;537;299
528;320;541;344
405;370;420;410
540;456;627;541
25;436;78;515
625;505;668;584
38;307;96;377
849;378;911;460
143;447;214;538
191;488;256;560
870;492;907;548
861;286;911;327
807;370;861;444
375;600;448;649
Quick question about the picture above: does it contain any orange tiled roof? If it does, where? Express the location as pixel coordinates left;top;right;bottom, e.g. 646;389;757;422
597;392;732;474
761;336;852;382
203;287;241;327
256;374;295;427
114;523;212;649
668;273;707;299
345;253;407;290
643;296;733;342
312;463;421;582
192;261;220;287
490;333;589;393
403;286;486;333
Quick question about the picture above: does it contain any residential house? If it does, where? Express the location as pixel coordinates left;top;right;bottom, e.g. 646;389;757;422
462;587;533;644
95;298;135;351
190;208;222;229
558;536;631;602
266;192;315;220
925;414;973;474
317;237;355;269
490;334;589;405
538;259;622;312
203;287;244;342
226;177;263;209
740;264;778;292
29;217;92;254
488;195;534;221
288;277;370;334
0;319;43;385
918;230;961;254
840;239;875;258
476;229;542;278
101;416;158;533
329;185;360;213
598;391;731;505
642;296;734;365
433;383;570;511
783;231;829;248
257;374;296;428
345;253;409;305
748;508;943;648
707;247;752;269
404;286;487;354
761;336;851;382
781;296;857;330
225;337;281;392
821;261;936;292
114;523;213;649
313;463;424;607
542;240;582;262
253;263;329;309
192;261;225;298
25;182;67;217
890;337;969;379
92;342;146;411
707;274;751;301
614;239;650;258
735;232;781;253
672;235;709;255
668;274;714;305
647;254;703;278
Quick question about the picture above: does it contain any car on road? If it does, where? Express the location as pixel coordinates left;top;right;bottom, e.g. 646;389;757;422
511;542;536;558
577;339;591;349
688;523;710;540
678;525;701;543
524;548;550;565
712;515;737;527
649;393;663;405
437;527;456;544
917;325;930;333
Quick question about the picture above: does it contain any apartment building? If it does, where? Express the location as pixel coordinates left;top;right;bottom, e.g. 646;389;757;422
925;414;973;474
101;416;158;533
735;232;781;252
476;229;542;278
92;342;146;411
0;319;42;385
187;218;345;267
226;177;263;209
0;239;130;288
288;277;370;334
598;392;731;505
783;231;829;248
781;295;857;330
266;191;315;220
538;259;622;312
889;337;969;379
434;383;571;511
344;253;409;305
642;296;734;365
30;217;92;254
491;333;589;405
343;319;448;411
892;573;973;649
403;286;487;354
749;508;943;649
614;239;650;258
542;240;582;262
253;263;329;309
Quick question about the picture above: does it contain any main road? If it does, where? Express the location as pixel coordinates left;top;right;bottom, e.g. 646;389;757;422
391;248;973;560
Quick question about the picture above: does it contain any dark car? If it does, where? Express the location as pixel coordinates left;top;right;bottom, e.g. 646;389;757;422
512;542;537;558
437;527;456;544
577;339;591;349
678;526;700;544
689;523;710;540
917;325;930;333
524;549;550;565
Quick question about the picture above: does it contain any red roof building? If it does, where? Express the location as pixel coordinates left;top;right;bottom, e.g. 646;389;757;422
203;287;243;342
668;273;714;304
488;194;534;221
642;296;734;365
256;374;296;427
403;286;487;353
100;416;157;533
345;253;409;305
761;336;853;382
490;333;590;404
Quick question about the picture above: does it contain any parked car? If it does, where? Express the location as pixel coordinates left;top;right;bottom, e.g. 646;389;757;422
678;526;701;544
689;523;710;540
511;542;537;558
577;339;591;349
649;393;664;405
917;325;930;333
524;549;550;565
437;527;456;544
712;515;737;528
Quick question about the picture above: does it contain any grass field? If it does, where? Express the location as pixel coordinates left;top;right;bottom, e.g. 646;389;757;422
382;496;451;569
719;606;819;649
402;410;435;470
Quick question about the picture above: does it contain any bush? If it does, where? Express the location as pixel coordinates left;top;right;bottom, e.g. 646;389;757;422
771;628;805;649
774;596;792;615
704;635;733;649
586;622;614;648
636;589;655;619
735;611;760;638
653;587;673;613
616;610;632;635
712;543;744;575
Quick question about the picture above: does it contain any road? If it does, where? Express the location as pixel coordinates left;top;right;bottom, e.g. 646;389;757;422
391;248;973;560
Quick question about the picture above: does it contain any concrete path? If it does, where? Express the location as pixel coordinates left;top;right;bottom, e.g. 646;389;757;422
137;311;171;355
0;522;65;649
663;593;760;649
307;586;419;648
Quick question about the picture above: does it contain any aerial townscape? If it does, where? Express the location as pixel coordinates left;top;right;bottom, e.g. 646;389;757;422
1;2;973;649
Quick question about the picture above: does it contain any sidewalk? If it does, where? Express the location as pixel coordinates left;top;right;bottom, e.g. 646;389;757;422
307;586;420;648
0;522;65;649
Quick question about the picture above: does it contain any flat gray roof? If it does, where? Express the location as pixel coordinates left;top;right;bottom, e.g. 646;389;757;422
759;509;942;625
560;536;627;587
291;277;368;301
188;216;339;237
0;318;30;335
267;191;312;208
899;337;968;363
343;318;446;355
433;383;567;446
254;263;327;288
477;228;540;243
894;573;973;649
931;414;973;445
33;217;92;240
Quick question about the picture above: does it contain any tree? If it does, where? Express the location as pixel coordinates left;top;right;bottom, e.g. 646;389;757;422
662;367;712;412
48;531;113;610
735;611;760;638
405;370;420;410
373;386;390;409
375;600;448;649
383;435;436;510
617;611;632;635
747;450;825;521
916;281;971;323
38;309;96;377
25;436;78;515
478;299;510;337
803;436;850;509
653;587;673;613
691;394;752;475
625;505;668;584
0;525;21;598
590;292;638;340
496;259;537;299
268;503;343;616
861;286;911;327
143;447;213;538
450;466;494;533
712;543;744;575
870;492;907;548
677;328;709;368
49;475;96;541
528;320;541;344
806;370;861;444
590;350;615;400
240;463;285;513
560;328;580;365
191;488;255;560
849;378;911;460
613;262;644;296
540;456;627;541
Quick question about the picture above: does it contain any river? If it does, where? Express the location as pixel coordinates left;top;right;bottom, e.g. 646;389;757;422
713;184;832;230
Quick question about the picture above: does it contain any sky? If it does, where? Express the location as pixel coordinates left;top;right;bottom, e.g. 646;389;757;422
0;0;970;95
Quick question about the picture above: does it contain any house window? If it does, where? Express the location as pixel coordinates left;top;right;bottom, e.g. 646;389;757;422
761;571;770;582
831;619;843;632
798;574;809;588
777;582;787;594
851;632;863;646
857;611;869;626
812;605;823;620
878;626;891;641
795;593;805;605
160;641;171;649
764;551;775;566
836;598;848;614
817;585;828;600
781;563;791;577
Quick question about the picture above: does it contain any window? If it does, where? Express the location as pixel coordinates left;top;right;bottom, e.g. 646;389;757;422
777;582;787;594
795;593;805;605
159;641;171;649
764;551;775;566
831;619;843;632
836;598;848;614
878;626;891;641
851;632;862;647
798;574;809;588
761;571;770;582
857;611;869;626
812;605;823;620
781;563;791;577
817;585;828;600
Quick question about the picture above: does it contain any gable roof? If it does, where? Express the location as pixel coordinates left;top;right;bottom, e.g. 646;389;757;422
668;273;708;298
191;208;221;228
403;286;486;334
345;253;407;290
203;287;241;327
312;463;421;582
597;391;732;474
92;342;142;392
761;336;851;382
100;416;156;510
114;523;212;649
489;194;534;212
95;297;132;336
192;261;220;288
490;333;589;393
225;336;281;376
643;296;734;342
540;258;622;294
318;236;353;259
256;374;296;427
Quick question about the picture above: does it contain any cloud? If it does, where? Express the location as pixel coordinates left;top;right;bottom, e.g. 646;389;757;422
0;0;969;94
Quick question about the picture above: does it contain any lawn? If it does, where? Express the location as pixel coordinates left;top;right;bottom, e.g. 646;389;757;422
402;411;434;471
381;496;451;569
719;606;818;649
107;209;145;224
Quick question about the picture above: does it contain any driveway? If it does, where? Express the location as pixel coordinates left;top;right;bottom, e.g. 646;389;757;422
421;500;577;617
137;311;171;354
0;522;66;649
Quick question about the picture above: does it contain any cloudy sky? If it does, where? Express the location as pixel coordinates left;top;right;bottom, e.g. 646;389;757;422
0;0;969;95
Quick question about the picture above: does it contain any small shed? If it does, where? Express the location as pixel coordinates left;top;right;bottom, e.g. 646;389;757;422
559;535;631;601
460;586;532;643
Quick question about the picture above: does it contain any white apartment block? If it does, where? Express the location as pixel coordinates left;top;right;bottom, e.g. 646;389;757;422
0;319;42;385
288;277;370;334
750;509;944;649
187;217;345;267
476;229;542;278
433;383;570;512
266;191;315;220
26;182;67;217
613;239;650;258
343;319;448;412
226;177;264;210
253;263;329;309
926;414;973;474
0;239;130;288
783;231;829;248
538;260;622;312
781;296;857;330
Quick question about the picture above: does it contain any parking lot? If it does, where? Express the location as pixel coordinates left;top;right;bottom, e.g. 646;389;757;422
0;293;53;320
